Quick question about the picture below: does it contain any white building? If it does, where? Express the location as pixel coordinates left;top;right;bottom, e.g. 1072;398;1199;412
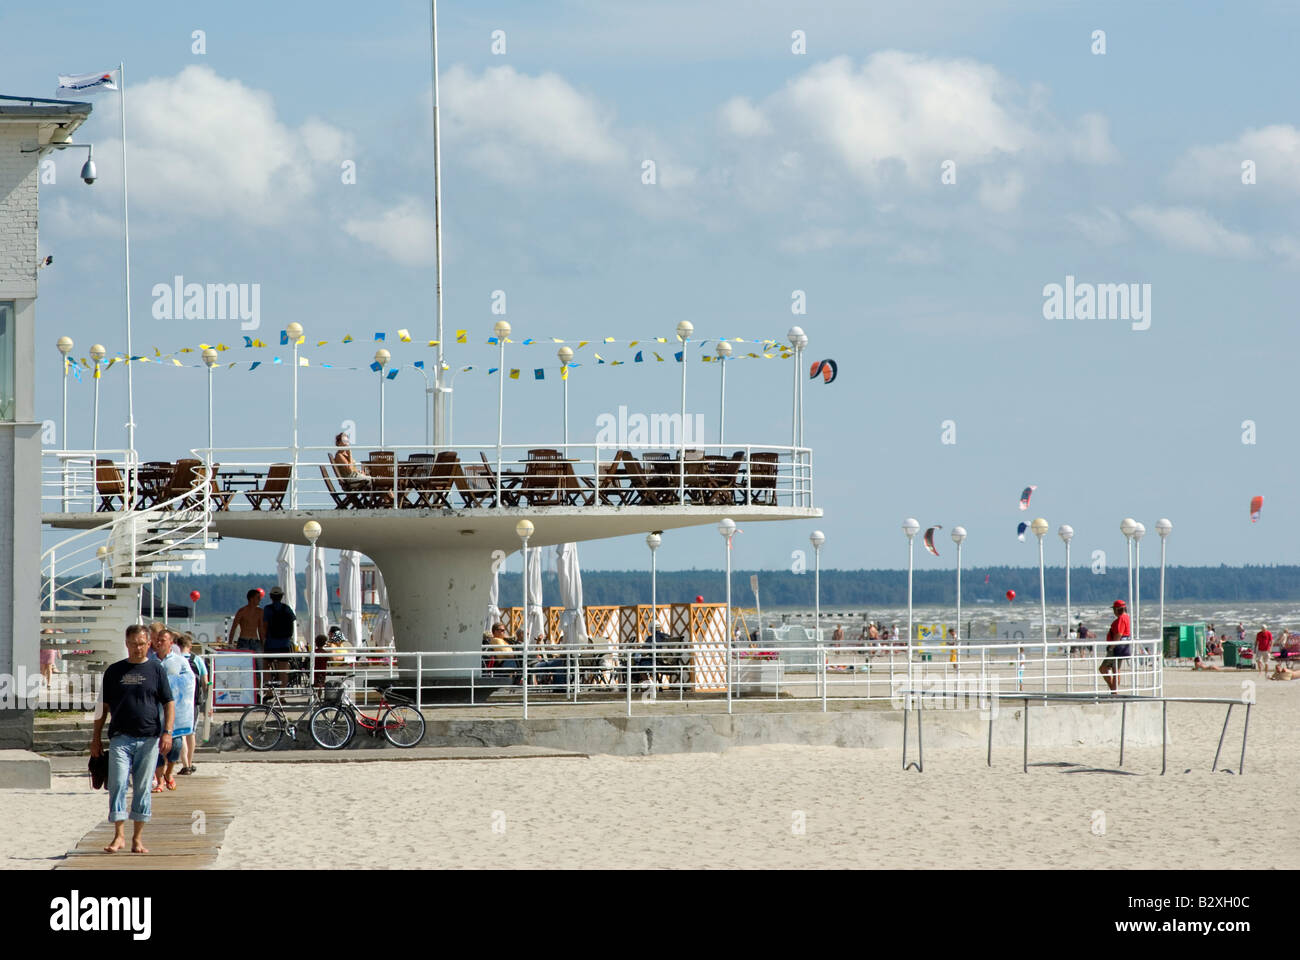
0;95;93;751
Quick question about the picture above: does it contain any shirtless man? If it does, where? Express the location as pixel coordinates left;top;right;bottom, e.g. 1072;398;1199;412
1192;657;1223;672
1269;664;1297;681
228;589;265;653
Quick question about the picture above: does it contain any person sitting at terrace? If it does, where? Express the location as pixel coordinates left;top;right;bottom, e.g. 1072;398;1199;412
332;432;369;479
483;623;519;672
532;633;566;687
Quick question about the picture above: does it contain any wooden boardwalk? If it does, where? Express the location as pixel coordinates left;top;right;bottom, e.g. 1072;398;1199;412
57;771;234;870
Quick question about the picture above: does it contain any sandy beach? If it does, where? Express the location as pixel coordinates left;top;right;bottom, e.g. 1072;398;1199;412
4;671;1296;870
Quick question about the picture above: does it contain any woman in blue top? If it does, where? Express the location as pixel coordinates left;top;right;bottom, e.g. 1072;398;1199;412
176;635;206;774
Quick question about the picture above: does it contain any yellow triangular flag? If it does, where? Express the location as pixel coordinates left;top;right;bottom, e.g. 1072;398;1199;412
427;340;440;347
456;330;467;344
577;341;588;349
509;368;520;379
397;329;411;342
561;366;569;381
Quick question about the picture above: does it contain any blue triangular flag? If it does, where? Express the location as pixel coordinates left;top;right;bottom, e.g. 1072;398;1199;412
414;360;425;369
280;330;289;345
386;368;399;380
534;368;544;380
674;351;683;362
369;361;382;372
634;351;643;362
374;332;386;341
249;361;261;371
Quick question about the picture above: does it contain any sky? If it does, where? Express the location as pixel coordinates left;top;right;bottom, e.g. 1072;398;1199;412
10;0;1300;577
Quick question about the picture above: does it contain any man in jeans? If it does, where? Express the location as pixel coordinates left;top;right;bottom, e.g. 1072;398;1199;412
262;586;298;691
91;624;175;854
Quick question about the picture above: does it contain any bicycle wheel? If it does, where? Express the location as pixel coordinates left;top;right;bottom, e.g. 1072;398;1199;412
381;704;426;747
309;705;355;750
239;706;284;751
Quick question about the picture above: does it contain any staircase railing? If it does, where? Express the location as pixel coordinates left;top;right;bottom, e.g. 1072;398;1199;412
42;483;216;615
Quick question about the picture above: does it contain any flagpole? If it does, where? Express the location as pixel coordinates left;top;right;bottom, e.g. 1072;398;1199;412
430;1;446;448
119;62;137;502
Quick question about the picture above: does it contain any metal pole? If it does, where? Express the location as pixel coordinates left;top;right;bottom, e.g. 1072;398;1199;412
1064;539;1071;650
725;532;733;714
562;373;569;450
521;537;529;718
207;364;214;471
92;366;100;461
291;339;299;508
1134;539;1141;646
61;357;68;457
718;354;726;447
1159;537;1166;660
678;337;687;503
496;341;505;505
430;0;446;447
955;540;962;641
120;63;137;494
378;368;385;447
1038;533;1047;692
907;535;914;690
814;545;820;644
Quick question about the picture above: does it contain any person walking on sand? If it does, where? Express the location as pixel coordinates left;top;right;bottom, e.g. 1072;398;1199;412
228;589;266;654
152;629;193;792
1099;600;1131;693
1255;624;1274;674
91;624;175;854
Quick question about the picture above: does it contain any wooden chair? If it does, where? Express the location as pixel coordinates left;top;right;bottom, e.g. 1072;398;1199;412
366;451;400;507
477;452;520;507
245;463;292;510
597;450;636;505
685;456;715;505
527;448;561;460
320;465;360;509
747;452;780;506
162;459;205;508
456;462;499;507
626;454;675;506
706;451;745;506
95;459;126;512
199;463;235;511
405;451;456;509
520;459;567;506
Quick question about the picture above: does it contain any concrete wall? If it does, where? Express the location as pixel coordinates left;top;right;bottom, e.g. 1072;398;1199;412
0;124;45;747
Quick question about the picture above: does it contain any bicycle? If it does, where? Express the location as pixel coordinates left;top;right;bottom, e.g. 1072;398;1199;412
309;679;426;750
238;682;324;751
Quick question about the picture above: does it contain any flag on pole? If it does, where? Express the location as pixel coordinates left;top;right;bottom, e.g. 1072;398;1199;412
56;70;118;97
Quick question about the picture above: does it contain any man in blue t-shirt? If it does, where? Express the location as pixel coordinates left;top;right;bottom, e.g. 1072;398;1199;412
263;586;298;690
91;624;175;854
152;629;195;789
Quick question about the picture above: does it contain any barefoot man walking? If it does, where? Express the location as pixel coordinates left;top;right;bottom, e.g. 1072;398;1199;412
90;624;175;854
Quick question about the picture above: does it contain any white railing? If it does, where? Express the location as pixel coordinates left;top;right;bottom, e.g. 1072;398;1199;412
42;442;815;514
204;639;1161;725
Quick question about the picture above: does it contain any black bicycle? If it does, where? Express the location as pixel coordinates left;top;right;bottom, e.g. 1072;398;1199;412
238;682;324;751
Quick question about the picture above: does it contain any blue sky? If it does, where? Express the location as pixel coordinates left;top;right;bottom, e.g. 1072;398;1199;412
11;0;1299;575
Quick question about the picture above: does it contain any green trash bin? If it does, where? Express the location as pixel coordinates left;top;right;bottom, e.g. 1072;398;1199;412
1223;639;1251;668
1164;624;1207;659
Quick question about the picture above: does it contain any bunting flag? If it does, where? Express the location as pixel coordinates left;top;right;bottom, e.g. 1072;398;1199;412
561;366;568;381
249;361;261;371
509;369;520;380
299;356;309;367
386;368;399;380
674;351;683;362
374;332;385;341
397;329;411;342
456;330;467;344
534;368;544;380
653;352;664;362
634;351;643;362
280;330;289;345
342;335;354;343
369;361;382;372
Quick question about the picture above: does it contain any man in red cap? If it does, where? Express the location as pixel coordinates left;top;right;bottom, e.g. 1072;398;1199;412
1099;600;1131;692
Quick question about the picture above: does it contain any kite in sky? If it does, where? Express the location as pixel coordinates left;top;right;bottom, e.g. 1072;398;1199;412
808;359;837;384
1250;495;1264;523
1019;485;1037;511
1017;522;1028;542
923;525;942;557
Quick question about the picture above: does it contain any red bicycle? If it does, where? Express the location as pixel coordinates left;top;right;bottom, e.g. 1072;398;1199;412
309;679;425;749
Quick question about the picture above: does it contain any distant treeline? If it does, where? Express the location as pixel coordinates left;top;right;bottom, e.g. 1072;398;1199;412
161;565;1300;615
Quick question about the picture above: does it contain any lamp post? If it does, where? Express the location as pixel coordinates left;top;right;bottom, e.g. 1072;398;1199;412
1058;524;1074;649
903;518;919;689
57;336;73;449
810;530;825;644
1132;521;1145;647
286;322;303;508
89;344;105;462
718;518;736;713
97;544;109;588
202;348;218;470
951;526;966;641
676;320;693;503
374;348;391;447
303;520;321;686
1156;518;1171;692
1031;517;1049;691
1120;517;1136;626
558;345;573;452
788;326;808;489
715;340;731;447
495;320;511;504
516;518;534;716
646;532;661;643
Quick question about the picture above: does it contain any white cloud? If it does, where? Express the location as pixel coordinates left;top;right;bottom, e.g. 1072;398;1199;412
977;170;1025;212
723;53;1038;186
1169;125;1300;195
441;65;627;180
1070;113;1119;165
1067;207;1128;246
719;97;770;137
109;65;353;226
1127;205;1254;257
343;199;436;265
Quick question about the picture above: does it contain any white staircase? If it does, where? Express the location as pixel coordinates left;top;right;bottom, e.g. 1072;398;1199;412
41;499;220;682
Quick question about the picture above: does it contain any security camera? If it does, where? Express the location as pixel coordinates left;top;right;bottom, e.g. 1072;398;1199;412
80;158;97;185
